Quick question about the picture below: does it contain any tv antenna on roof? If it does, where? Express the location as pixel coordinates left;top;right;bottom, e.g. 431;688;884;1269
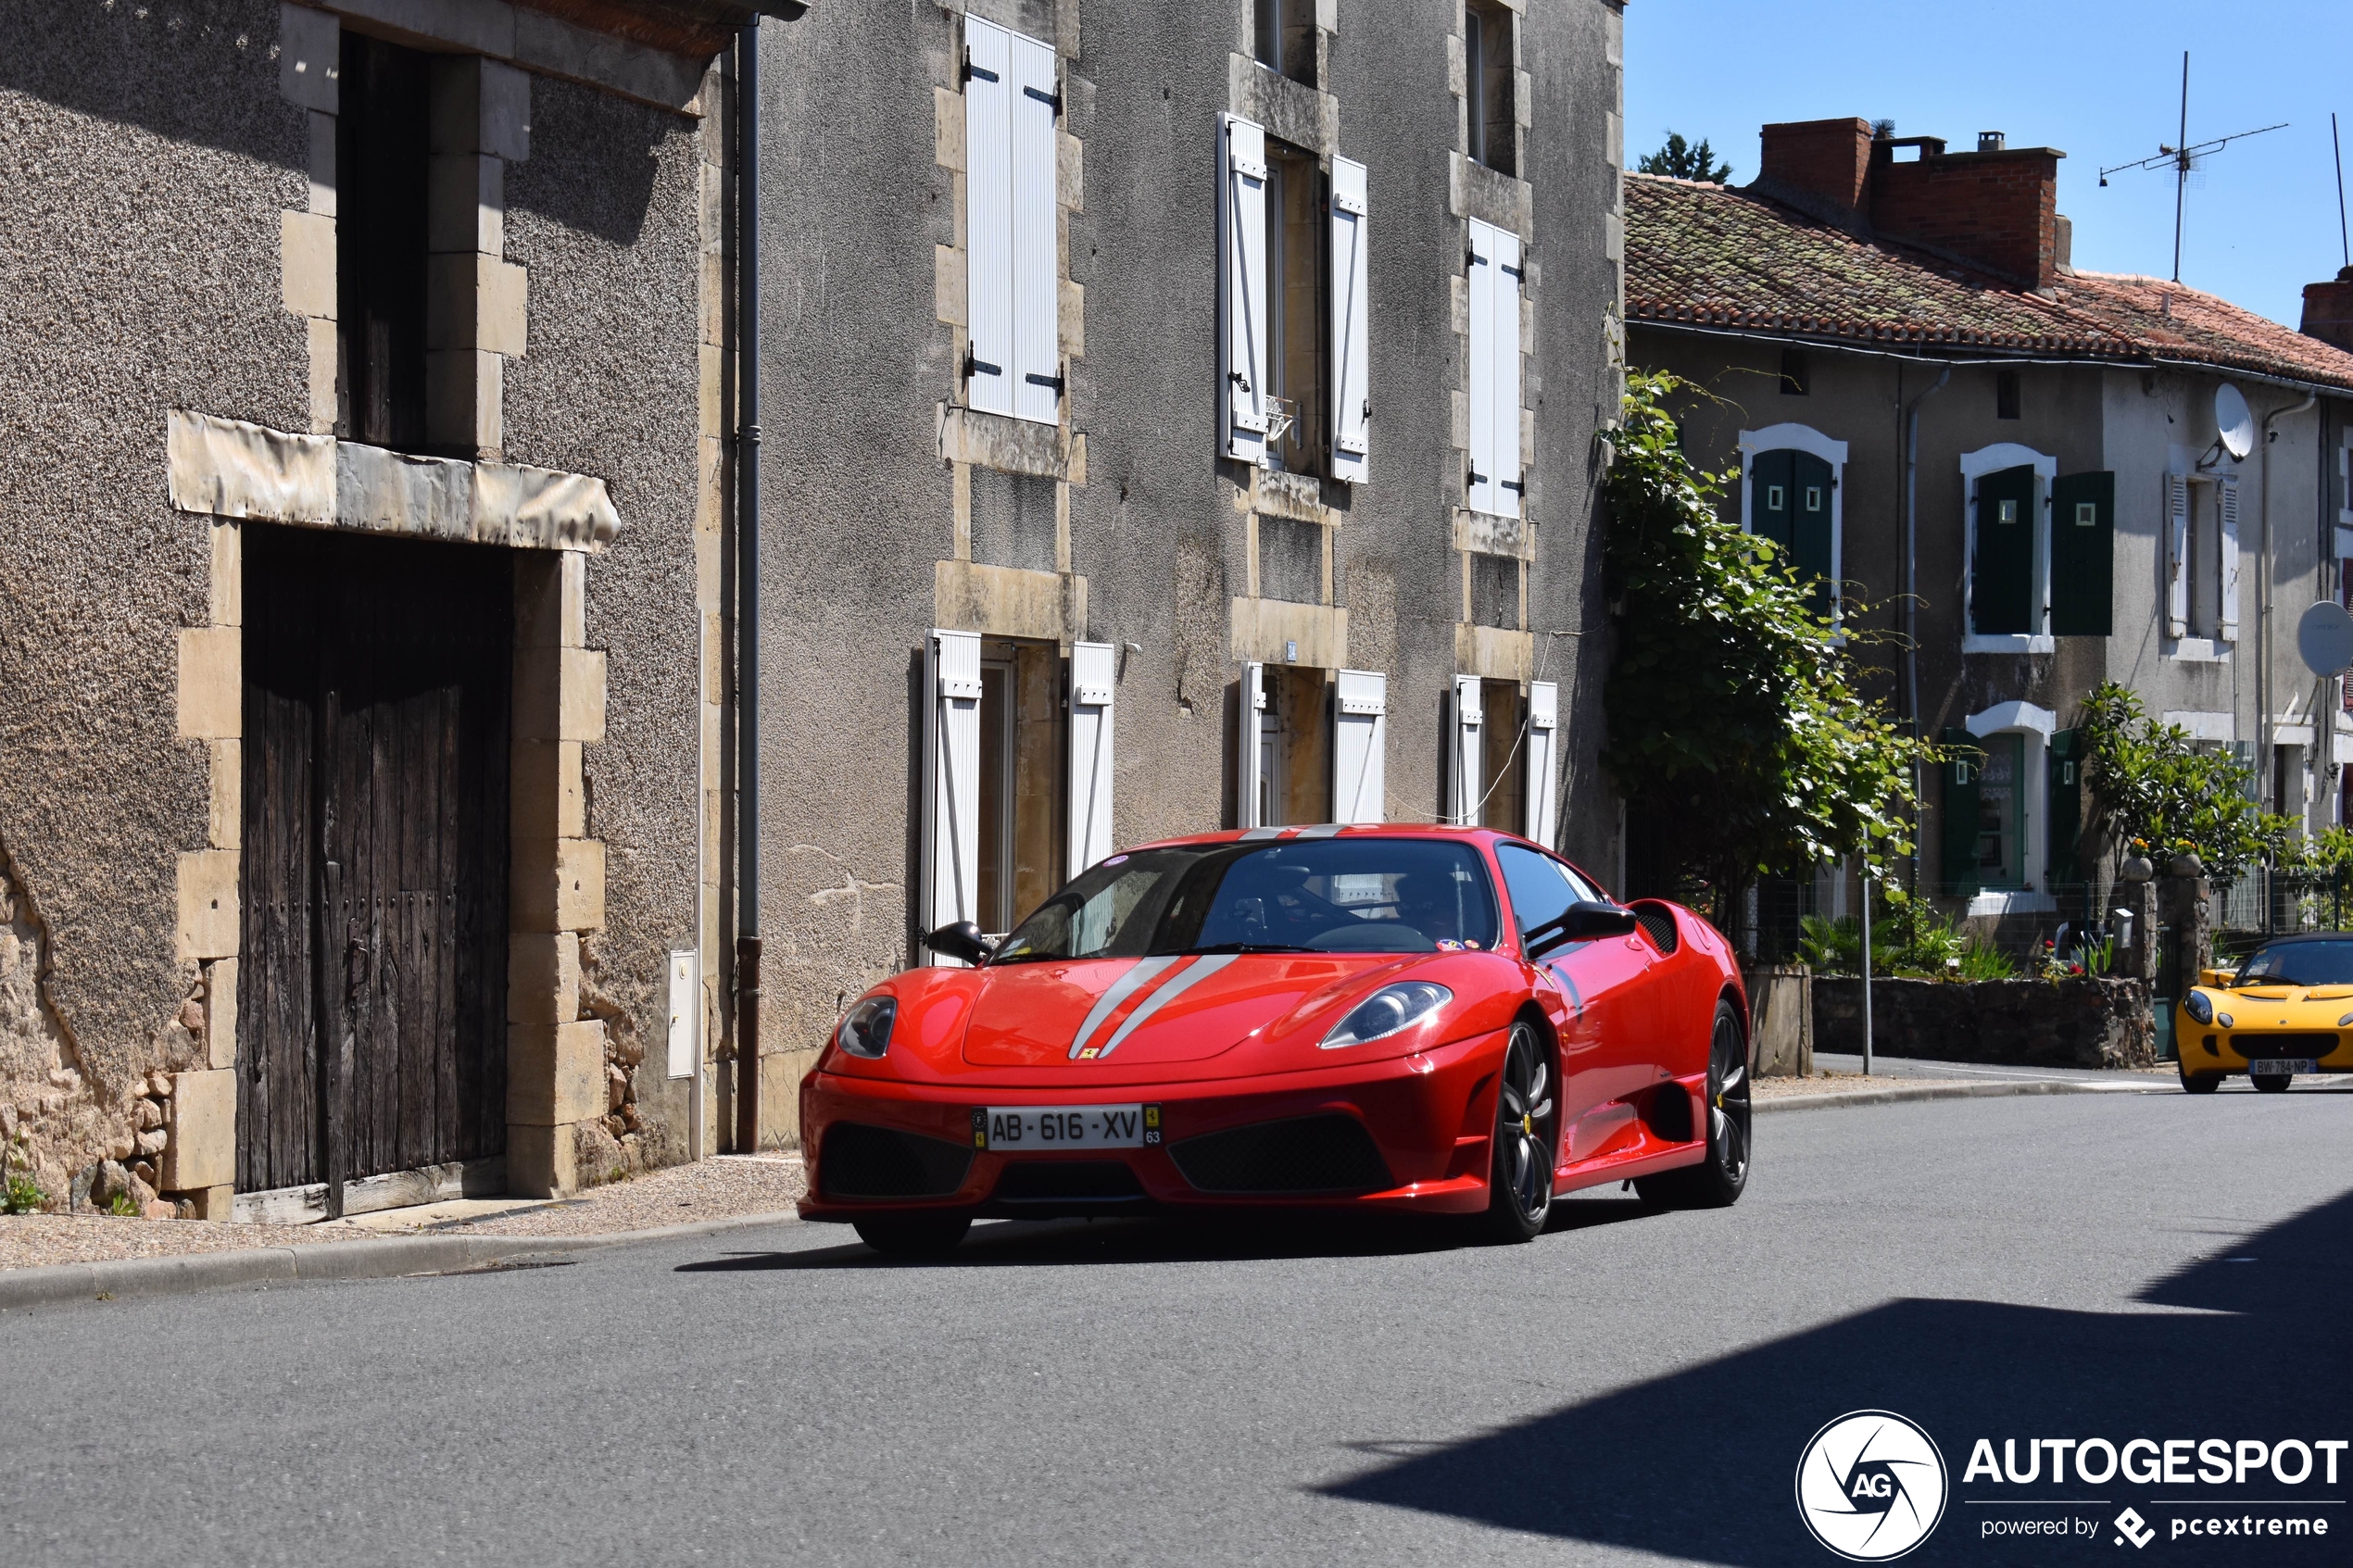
2097;51;2286;282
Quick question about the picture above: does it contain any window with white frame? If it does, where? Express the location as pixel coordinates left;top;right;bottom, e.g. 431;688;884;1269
2161;470;2241;647
1739;424;1845;622
1960;443;2056;653
963;15;1061;425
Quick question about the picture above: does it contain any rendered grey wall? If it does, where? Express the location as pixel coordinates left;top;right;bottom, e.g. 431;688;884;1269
749;0;1626;1081
0;0;304;1100
502;73;709;1169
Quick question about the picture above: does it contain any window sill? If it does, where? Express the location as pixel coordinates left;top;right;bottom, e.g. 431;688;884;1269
2165;638;2233;663
1965;890;2057;917
1962;633;2054;655
937;403;1080;483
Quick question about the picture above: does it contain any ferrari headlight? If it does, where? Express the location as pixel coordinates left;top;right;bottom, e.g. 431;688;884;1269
836;995;897;1059
1321;982;1452;1049
2183;990;2214;1026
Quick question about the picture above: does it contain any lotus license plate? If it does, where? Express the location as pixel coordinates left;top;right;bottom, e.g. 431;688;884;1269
2249;1059;2313;1076
974;1104;1156;1150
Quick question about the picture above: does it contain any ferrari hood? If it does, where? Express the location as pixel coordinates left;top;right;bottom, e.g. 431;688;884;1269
959;953;1396;1069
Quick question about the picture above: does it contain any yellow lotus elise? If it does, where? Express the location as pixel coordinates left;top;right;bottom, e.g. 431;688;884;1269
2177;934;2353;1093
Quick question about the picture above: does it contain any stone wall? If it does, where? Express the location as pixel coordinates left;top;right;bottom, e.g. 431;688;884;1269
1814;976;2156;1070
1744;964;1813;1077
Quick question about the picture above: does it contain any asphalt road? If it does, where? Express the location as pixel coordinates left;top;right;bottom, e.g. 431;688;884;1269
5;1090;2349;1568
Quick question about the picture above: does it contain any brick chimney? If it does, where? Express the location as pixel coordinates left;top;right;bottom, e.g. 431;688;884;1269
1756;118;1874;215
1867;136;2064;288
2304;269;2353;354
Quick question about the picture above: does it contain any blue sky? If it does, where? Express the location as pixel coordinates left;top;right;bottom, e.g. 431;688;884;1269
1623;0;2352;328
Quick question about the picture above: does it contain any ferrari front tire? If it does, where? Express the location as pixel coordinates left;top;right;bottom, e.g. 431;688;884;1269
1476;1021;1557;1244
2178;1062;2222;1094
851;1212;973;1257
1635;1000;1751;1210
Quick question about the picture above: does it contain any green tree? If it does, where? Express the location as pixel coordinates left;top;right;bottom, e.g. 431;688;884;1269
1636;131;1731;183
2076;682;2290;881
1604;371;1932;933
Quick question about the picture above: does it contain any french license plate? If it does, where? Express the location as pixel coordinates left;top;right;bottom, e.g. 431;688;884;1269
2248;1059;2314;1076
973;1104;1157;1150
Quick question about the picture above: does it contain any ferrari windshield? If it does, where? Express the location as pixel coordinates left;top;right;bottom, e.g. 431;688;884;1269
990;836;1502;962
2233;940;2353;987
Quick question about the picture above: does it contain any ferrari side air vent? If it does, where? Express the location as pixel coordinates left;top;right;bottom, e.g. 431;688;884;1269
1169;1114;1392;1195
1632;901;1680;953
819;1123;975;1199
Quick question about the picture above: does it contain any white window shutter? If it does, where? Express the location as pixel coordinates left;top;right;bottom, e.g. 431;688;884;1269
1524;680;1559;848
1465;220;1498;515
1329;156;1371;484
2218;474;2241;642
1068;641;1115;872
2162;474;2189;637
1007;28;1061;425
925;629;984;957
1331;669;1387;824
1219;115;1271;465
1238;661;1266;827
963;18;1013;418
1490;226;1525;519
1450;674;1484;825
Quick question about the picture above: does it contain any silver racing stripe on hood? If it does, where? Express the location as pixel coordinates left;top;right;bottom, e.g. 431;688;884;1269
1094;954;1239;1060
1066;956;1179;1060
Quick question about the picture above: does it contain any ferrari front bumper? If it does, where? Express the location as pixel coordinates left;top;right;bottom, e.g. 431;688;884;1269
796;1028;1509;1222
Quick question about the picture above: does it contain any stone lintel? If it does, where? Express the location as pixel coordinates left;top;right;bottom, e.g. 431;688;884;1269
167;411;619;551
935;560;1087;646
1455;623;1535;683
1230;597;1347;668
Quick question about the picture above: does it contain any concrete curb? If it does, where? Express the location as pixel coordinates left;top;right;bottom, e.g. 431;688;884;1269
1754;1079;2146;1114
0;1207;804;1312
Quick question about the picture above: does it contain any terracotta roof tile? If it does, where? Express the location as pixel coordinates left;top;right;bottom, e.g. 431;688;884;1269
1624;173;2353;392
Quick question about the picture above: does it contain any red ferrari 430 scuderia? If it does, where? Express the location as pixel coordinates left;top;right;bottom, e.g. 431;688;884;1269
798;824;1751;1254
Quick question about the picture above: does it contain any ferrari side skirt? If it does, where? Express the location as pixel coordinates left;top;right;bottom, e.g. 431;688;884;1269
1554;1141;1705;1197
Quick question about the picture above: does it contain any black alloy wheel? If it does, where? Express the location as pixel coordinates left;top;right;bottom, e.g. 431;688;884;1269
852;1211;974;1257
1636;1000;1751;1209
2252;1072;2293;1095
1478;1021;1557;1243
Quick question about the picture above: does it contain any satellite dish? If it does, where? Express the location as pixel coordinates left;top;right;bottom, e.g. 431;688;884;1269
2297;599;2353;677
2215;383;2255;460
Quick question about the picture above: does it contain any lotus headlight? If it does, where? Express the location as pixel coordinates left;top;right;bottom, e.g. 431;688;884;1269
836;995;897;1059
2183;991;2213;1026
1321;982;1453;1049
2216;1012;2233;1028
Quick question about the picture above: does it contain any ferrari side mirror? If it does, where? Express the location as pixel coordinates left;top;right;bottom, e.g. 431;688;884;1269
1525;899;1640;960
924;920;997;967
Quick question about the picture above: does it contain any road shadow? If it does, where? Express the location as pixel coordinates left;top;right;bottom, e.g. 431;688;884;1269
675;1191;1660;1273
1319;1189;2353;1565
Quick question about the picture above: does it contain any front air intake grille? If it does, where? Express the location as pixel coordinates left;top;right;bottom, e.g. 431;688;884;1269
1633;902;1680;953
1168;1114;1392;1195
993;1161;1147;1203
819;1123;975;1199
2232;1034;2337;1060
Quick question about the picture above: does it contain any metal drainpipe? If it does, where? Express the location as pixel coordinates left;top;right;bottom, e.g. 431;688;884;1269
2259;392;2318;804
734;18;763;1155
1903;365;1952;897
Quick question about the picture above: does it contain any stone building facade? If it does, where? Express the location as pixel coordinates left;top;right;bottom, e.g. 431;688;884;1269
0;0;1633;1207
740;0;1630;1144
1624;117;2353;941
0;0;758;1213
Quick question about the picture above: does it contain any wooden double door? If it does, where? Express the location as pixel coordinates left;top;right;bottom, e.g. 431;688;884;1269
236;526;512;1202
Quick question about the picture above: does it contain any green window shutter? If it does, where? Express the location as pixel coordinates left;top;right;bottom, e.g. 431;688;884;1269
1941;726;1982;897
2046;727;2083;884
1971;465;2037;634
1750;449;1795;552
2048;471;2115;636
1790;450;1835;621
